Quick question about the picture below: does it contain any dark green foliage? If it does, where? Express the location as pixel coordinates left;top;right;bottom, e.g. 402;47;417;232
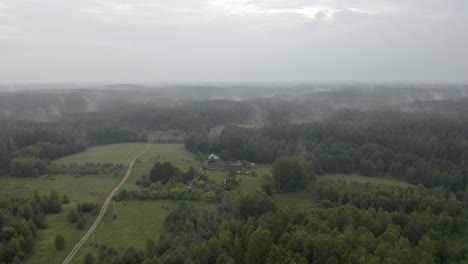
62;195;70;204
55;235;65;251
238;192;276;220
245;227;273;264
67;209;79;223
83;252;95;264
0;198;41;263
149;162;179;184
359;159;376;176
97;244;145;264
41;190;62;214
272;157;309;191
77;202;98;214
77;217;86;230
49;162;125;176
10;158;48;177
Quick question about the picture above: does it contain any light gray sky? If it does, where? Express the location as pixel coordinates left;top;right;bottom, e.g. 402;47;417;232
0;0;467;83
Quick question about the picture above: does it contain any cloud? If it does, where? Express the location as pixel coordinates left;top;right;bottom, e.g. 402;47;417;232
0;0;467;82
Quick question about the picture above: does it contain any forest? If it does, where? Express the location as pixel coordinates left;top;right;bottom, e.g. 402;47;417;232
0;85;467;264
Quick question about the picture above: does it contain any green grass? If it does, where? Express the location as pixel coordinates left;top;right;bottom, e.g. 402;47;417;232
319;174;412;187
55;143;148;165
0;174;121;203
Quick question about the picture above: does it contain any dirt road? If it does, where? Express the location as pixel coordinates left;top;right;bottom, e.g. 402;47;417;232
62;144;151;264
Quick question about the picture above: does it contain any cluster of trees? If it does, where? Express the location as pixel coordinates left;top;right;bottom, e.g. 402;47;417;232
115;163;224;202
49;162;125;176
272;157;314;192
0;117;146;178
0;190;64;263
67;202;99;230
96;183;468;264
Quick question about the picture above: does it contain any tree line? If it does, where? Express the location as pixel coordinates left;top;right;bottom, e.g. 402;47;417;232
0;117;147;178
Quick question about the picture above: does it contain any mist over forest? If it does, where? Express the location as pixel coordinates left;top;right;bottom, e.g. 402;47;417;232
1;0;468;263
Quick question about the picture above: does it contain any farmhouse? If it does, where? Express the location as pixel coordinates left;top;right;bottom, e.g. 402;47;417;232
208;153;220;160
205;161;246;173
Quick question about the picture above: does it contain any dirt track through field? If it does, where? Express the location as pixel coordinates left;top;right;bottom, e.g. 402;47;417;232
62;144;151;264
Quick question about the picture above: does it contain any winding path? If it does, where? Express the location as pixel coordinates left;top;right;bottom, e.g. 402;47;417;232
62;144;151;264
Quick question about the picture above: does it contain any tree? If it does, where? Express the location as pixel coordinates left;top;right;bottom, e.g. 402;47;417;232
245;227;273;264
55;235;65;251
149;162;178;184
83;252;94;264
359;159;376;176
272;157;306;191
77;217;86;229
62;195;70;204
0;143;10;175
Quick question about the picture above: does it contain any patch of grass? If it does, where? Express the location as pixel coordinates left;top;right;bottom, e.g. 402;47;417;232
319;174;412;187
90;201;214;248
55;143;148;165
0;174;121;203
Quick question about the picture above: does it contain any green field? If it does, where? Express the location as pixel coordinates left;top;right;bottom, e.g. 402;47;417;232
55;143;148;165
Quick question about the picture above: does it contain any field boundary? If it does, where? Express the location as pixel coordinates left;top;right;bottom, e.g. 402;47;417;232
62;144;151;264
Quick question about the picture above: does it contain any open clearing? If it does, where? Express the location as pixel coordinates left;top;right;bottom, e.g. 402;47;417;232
55;143;147;165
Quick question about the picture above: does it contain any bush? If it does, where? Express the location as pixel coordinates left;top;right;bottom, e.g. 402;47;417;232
77;217;86;230
77;202;98;214
55;235;65;251
62;195;70;204
67;209;79;223
83;252;94;264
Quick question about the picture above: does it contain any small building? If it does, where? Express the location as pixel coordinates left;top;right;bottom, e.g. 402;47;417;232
205;161;246;174
208;153;220;160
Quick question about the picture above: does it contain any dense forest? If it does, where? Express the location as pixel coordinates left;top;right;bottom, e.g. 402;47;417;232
1;85;468;263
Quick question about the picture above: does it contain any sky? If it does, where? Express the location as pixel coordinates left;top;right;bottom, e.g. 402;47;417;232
0;0;467;83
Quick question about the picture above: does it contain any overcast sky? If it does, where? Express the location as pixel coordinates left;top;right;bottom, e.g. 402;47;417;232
0;0;467;83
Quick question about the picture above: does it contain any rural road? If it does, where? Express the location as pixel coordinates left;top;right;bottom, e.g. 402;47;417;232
62;144;151;264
